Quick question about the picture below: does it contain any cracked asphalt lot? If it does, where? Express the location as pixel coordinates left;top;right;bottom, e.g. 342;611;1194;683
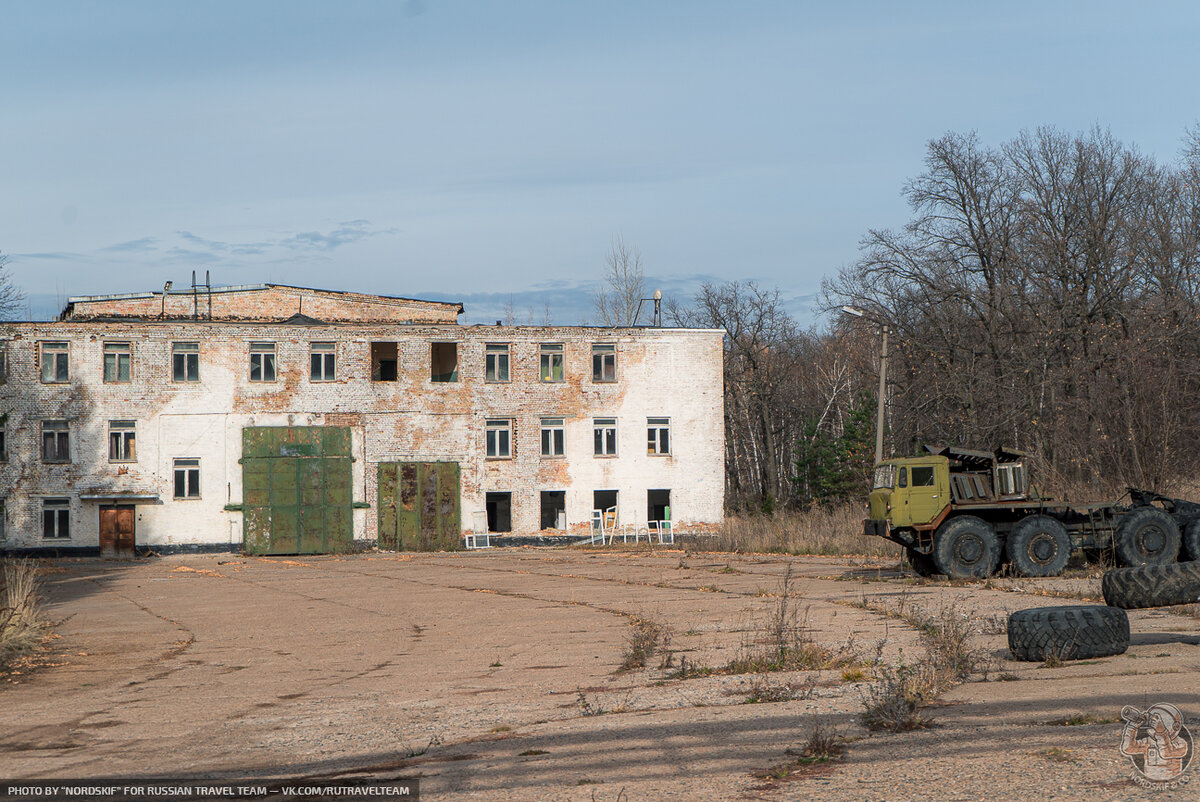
3;549;1199;800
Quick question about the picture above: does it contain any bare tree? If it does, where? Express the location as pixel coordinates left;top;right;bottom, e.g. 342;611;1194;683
0;253;24;321
593;235;646;326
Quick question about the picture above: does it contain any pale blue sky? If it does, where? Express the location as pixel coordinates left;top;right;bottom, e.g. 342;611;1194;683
3;1;1199;323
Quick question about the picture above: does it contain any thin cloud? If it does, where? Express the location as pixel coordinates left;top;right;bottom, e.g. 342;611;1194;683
101;237;159;253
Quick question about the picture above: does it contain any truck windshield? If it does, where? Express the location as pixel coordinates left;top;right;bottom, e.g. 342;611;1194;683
873;464;895;489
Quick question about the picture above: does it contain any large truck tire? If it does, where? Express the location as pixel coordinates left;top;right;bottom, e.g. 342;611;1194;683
1114;506;1180;566
1183;519;1200;562
1101;562;1200;609
906;548;939;577
1007;515;1071;577
1007;605;1130;662
933;516;1000;579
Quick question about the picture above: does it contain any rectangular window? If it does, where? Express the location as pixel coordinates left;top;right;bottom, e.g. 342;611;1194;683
592;343;616;382
371;342;398;381
174;458;201;499
0;341;8;384
647;417;671;455
41;420;70;463
431;342;458;382
911;466;935;486
310;342;336;382
0;427;6;462
593;417;617;456
485;419;512;459
40;341;69;383
249;342;276;382
103;342;132;383
539;343;564;382
485;343;510;382
108;420;136;462
173;342;200;382
0;498;5;540
540;418;565;457
42;498;70;539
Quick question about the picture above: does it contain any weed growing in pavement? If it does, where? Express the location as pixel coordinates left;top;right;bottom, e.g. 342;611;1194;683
620;617;669;671
858;657;937;732
791;718;844;763
743;674;818;704
403;734;442;758
679;507;901;557
518;749;548;756
1046;713;1120;726
0;560;45;673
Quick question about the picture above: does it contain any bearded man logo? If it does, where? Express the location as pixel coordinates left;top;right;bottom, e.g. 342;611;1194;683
1119;703;1193;785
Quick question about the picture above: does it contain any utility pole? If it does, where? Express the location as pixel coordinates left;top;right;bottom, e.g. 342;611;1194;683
841;306;888;465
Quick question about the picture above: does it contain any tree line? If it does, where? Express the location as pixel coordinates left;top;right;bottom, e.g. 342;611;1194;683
662;125;1200;509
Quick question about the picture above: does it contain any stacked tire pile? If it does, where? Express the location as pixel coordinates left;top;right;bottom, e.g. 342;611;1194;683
1007;562;1200;662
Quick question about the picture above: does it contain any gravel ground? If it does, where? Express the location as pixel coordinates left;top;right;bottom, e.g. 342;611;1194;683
2;549;1198;800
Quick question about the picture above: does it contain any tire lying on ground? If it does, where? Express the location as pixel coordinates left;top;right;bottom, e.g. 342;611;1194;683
1007;605;1130;662
1101;561;1200;609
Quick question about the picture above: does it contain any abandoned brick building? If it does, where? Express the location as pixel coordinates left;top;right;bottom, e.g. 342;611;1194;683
0;283;725;555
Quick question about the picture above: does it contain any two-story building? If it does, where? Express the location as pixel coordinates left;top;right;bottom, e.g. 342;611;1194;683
0;283;725;555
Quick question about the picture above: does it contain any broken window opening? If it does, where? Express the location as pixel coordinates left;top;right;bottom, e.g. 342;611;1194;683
485;491;512;533
103;342;132;383
593;489;618;531
41;420;70;463
42;498;70;539
540;343;564;382
540;418;565;457
371;342;398;381
540;490;566;530
40;341;69;383
431;342;459;383
648;489;671;526
486;419;512;459
647;417;671;455
0;342;8;384
310;342;336;382
108;420;136;462
0;427;6;462
592;343;616;382
174;458;201;499
485;342;510;382
172;342;200;382
0;498;5;540
593;417;617;457
249;342;276;382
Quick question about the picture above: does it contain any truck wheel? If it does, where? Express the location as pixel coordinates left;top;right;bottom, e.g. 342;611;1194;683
1101;562;1200;609
1115;507;1180;566
1006;515;1071;577
906;548;939;577
933;516;1000;578
1007;605;1129;662
1184;519;1200;562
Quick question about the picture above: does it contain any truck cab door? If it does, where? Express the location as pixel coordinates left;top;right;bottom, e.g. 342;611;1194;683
903;463;946;525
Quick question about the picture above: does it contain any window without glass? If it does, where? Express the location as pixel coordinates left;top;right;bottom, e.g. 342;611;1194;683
540;418;565;457
42;420;70;463
42;498;69;539
539;343;564;382
174;458;201;499
371;342;398;381
173;342;200;382
648;489;671;524
486;419;512;458
103;342;132;383
431;342;458;382
0;341;8;384
540;490;566;529
485;343;510;382
40;341;69;383
592;343;616;382
647;417;671;455
109;420;136;462
249;342;276;382
0;498;5;540
310;342;336;382
0;427;6;462
593;418;617;456
485;491;512;532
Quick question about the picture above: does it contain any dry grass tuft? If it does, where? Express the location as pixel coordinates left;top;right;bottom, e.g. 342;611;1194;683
679;506;901;557
620;617;668;671
1;560;44;673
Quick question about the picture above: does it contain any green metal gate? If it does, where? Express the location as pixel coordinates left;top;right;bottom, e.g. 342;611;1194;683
377;462;461;551
242;426;354;555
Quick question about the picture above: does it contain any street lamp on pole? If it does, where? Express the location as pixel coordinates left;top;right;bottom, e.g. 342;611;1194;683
840;306;888;466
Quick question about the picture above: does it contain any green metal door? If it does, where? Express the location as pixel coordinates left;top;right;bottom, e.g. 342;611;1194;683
377;461;461;551
242;426;353;555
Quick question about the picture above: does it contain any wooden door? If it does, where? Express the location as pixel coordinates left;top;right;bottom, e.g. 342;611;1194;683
99;505;136;559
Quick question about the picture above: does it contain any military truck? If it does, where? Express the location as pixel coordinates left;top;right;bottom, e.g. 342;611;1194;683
863;445;1200;578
